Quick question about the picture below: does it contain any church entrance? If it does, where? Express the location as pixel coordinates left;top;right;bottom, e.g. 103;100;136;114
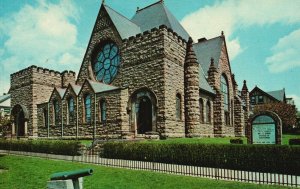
11;104;28;138
130;88;157;136
137;96;152;134
16;110;25;137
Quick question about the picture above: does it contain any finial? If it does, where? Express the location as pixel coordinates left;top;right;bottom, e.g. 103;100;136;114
188;37;193;44
102;0;105;5
243;80;246;84
137;7;139;12
210;57;214;67
221;31;224;36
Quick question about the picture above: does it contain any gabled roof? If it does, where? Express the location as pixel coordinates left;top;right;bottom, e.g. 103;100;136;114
193;36;223;76
0;94;10;103
87;80;119;93
104;5;141;39
56;88;66;99
70;84;81;96
131;1;190;41
250;86;280;102
267;89;285;102
199;65;215;95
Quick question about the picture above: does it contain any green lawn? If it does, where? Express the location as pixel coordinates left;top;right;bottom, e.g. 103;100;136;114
0;155;294;189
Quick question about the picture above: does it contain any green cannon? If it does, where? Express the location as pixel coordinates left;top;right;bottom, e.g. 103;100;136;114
48;169;93;189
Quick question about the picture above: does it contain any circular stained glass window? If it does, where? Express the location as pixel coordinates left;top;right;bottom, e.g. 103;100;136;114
93;43;120;84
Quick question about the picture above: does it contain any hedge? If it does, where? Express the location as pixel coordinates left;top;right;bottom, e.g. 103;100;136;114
230;138;243;144
0;140;81;156
289;139;300;145
102;142;300;175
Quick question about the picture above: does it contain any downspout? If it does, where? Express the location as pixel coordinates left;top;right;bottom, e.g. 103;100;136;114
76;96;79;139
47;103;50;138
93;94;97;141
61;100;64;138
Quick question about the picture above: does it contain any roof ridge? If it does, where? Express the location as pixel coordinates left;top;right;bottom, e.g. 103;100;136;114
194;35;222;45
136;1;162;13
104;5;139;27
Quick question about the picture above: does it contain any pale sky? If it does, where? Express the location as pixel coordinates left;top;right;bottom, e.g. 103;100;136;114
0;0;300;109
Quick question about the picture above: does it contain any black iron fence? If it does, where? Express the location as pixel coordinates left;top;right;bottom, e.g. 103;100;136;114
0;150;299;188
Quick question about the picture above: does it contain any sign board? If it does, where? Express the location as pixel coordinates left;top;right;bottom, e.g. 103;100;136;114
247;111;282;145
252;123;275;144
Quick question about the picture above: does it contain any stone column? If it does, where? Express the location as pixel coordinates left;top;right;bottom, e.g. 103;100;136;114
24;121;28;136
241;80;250;135
184;37;200;137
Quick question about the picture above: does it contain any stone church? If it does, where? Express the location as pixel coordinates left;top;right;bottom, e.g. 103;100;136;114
9;0;250;139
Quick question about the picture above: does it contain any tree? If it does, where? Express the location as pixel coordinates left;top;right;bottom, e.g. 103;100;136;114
0;115;11;137
253;102;297;133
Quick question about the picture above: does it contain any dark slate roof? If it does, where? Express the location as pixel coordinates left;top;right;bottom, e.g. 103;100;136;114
104;5;141;39
267;89;285;101
193;37;223;76
87;80;119;93
131;1;190;41
0;94;10;103
199;65;215;94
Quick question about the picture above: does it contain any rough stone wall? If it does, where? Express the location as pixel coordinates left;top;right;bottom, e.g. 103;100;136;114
76;5;123;85
37;103;48;137
234;96;245;137
10;66;62;137
208;39;235;136
77;82;95;137
113;26;187;137
61;71;76;88
162;27;186;137
61;87;78;136
48;90;63;136
184;38;200;137
199;93;214;137
95;88;128;139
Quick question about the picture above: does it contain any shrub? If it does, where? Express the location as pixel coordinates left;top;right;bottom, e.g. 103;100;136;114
0;140;81;156
102;142;300;175
289;139;300;145
230;138;243;144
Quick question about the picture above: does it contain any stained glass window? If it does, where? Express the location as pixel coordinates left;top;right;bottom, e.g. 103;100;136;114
199;98;204;123
100;100;107;122
221;75;230;125
68;97;74;124
53;100;59;125
206;101;211;123
85;94;91;123
93;43;120;84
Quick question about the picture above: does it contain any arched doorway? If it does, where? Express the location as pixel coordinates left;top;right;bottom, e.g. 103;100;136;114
11;104;29;138
129;88;157;135
137;96;152;134
16;110;25;136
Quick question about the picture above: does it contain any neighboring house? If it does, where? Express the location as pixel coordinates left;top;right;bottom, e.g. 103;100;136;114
249;86;286;105
0;93;11;117
9;1;249;139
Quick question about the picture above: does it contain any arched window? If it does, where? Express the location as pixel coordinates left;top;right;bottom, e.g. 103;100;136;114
84;94;91;123
221;75;230;125
100;100;107;122
53;100;59;125
199;98;204;123
206;101;211;124
176;94;181;120
68;97;74;124
44;109;48;127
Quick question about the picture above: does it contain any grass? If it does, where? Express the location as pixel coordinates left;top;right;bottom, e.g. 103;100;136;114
0;155;293;189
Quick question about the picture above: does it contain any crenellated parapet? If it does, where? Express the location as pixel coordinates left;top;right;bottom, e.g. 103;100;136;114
10;65;76;89
122;24;187;47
